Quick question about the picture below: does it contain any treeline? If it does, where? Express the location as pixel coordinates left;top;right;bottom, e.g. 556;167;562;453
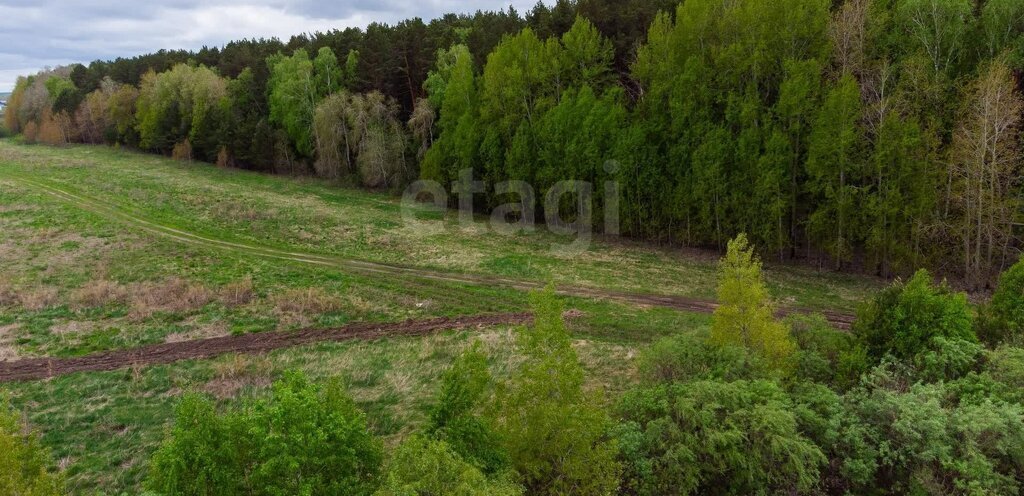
8;237;1024;495
4;0;1024;286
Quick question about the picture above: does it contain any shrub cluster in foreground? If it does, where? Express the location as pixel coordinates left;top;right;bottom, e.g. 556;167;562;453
9;237;1024;495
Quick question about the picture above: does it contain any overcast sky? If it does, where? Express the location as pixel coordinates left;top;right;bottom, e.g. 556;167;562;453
0;0;544;92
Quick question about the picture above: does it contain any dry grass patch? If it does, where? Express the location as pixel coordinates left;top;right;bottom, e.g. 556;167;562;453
271;287;344;315
203;354;274;399
0;282;18;307
217;278;255;307
163;318;230;343
20;287;59;310
211;200;276;222
71;279;129;309
129;277;214;319
0;323;21;361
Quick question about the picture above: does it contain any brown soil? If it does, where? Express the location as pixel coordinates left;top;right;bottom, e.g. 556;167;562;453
0;313;532;383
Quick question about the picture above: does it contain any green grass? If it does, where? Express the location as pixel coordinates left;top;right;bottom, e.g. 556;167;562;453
0;139;879;494
0;140;882;311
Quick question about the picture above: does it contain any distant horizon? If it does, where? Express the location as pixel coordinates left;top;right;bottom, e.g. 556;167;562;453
0;0;545;92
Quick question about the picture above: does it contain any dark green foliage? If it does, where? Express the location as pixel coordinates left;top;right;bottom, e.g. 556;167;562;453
789;314;867;388
146;371;382;496
853;270;976;363
845;363;1024;495
637;332;764;384
615;380;826;495
425;345;507;474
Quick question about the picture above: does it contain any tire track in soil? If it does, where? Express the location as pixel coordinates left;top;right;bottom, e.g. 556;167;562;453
3;175;855;325
0;313;533;383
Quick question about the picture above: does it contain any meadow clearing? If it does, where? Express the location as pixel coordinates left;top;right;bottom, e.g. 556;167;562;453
0;140;880;493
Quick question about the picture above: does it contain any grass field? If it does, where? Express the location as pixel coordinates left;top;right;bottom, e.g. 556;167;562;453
0;139;882;494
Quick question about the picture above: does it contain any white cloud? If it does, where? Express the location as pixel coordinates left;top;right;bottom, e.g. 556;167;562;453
0;0;541;91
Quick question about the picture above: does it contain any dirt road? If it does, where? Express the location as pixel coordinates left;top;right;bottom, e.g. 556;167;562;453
0;313;533;382
4;175;856;329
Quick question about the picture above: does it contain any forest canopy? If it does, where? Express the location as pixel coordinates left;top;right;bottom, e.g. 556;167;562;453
4;0;1023;287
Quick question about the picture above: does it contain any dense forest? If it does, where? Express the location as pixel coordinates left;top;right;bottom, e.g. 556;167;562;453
3;0;1024;287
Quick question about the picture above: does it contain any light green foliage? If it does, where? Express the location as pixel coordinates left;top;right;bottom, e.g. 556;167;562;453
986;346;1024;391
623;0;830;249
146;371;382;496
981;256;1024;344
267;48;343;157
786;383;878;491
519;84;625;211
980;0;1024;61
558;17;614;90
420;44;477;186
44;76;78;115
847;364;1024;494
615;380;826;495
0;400;64;496
489;287;621;495
911;336;984;383
313;47;343;96
896;0;973;74
710;234;796;372
374;436;522;496
853;269;976;363
135;64;227;153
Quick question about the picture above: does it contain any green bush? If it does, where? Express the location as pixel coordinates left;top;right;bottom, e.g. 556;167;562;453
846;364;1024;495
0;399;64;496
146;371;382;496
787;382;877;493
979;257;1024;345
911;336;984;383
374;436;522;496
853;269;976;363
638;331;764;384
987;346;1024;391
425;344;507;474
788;313;867;388
614;380;826;495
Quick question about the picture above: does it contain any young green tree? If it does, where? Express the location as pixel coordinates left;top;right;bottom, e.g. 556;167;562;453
267;49;316;158
806;75;863;267
489;287;621;495
420;44;478;186
0;400;64;496
425;344;507;475
710;234;797;372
